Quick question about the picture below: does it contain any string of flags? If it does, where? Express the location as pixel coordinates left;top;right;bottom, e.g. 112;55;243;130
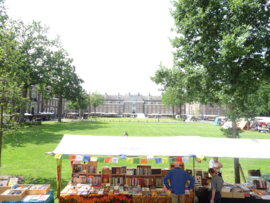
59;154;195;164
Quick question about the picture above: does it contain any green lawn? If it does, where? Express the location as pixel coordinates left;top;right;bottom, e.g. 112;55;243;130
1;121;270;200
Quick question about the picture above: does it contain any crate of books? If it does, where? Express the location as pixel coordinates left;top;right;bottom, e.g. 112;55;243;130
26;184;50;195
0;178;19;193
0;189;26;201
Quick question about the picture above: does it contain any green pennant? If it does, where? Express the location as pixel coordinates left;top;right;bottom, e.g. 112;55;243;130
169;158;175;163
62;154;69;159
133;158;140;164
98;157;104;163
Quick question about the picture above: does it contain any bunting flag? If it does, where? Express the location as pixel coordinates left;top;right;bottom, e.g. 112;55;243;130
98;157;104;163
91;157;97;161
104;157;112;163
75;155;83;161
68;155;76;160
84;156;91;162
147;155;154;159
133;158;140;164
119;154;126;159
188;154;196;157
55;154;62;159
112;158;119;163
73;160;81;164
126;158;133;164
162;158;168;163
169;158;175;163
175;157;182;163
155;158;162;164
140;158;147;164
62;154;69;159
182;157;189;163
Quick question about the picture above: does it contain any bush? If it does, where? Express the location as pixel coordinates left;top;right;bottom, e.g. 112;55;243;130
220;127;243;138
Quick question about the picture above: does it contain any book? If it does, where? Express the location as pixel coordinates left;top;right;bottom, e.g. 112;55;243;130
22;195;33;202
186;169;192;176
8;178;18;186
195;169;202;178
38;195;50;201
195;176;202;185
0;180;8;186
31;195;41;200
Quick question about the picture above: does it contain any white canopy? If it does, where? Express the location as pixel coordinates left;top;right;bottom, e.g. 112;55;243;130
39;112;54;115
24;113;32;116
52;135;270;159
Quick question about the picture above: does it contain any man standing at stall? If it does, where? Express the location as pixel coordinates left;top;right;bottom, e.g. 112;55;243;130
209;157;223;177
209;168;223;203
163;162;195;203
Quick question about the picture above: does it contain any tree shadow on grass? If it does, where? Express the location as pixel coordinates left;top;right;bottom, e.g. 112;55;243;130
3;121;109;148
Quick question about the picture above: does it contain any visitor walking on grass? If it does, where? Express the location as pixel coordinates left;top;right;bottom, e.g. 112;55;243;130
163;162;195;203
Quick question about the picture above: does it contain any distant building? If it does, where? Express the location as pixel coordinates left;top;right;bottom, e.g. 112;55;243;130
87;92;186;117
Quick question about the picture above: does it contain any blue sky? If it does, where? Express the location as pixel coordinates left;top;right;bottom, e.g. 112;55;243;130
5;0;176;96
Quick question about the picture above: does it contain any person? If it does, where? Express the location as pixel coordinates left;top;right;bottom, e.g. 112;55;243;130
267;123;270;134
209;157;223;177
163;162;195;203
208;168;223;203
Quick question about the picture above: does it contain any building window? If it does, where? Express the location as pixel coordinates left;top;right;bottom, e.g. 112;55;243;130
209;110;212;115
223;111;226;116
216;104;219;109
216;111;219;115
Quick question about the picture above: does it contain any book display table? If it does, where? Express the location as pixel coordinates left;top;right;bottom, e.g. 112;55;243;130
60;182;194;203
1;189;54;203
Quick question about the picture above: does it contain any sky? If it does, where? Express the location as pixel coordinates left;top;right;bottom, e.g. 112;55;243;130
5;0;176;96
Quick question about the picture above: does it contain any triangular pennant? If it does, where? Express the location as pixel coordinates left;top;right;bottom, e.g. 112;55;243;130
98;157;104;163
155;158;162;164
169;158;175;163
133;158;140;164
140;158;147;164
147;155;154;159
162;158;168;163
104;157;112;163
84;156;91;162
112;158;119;163
126;158;133;164
68;155;76;160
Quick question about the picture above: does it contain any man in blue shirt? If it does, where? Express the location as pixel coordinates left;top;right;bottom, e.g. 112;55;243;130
163;162;195;203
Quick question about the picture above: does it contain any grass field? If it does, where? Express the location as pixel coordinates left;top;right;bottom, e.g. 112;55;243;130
1;121;270;200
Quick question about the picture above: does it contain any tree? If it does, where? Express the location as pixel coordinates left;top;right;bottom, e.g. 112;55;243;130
8;20;57;123
0;22;28;166
66;90;88;118
47;47;84;122
89;92;105;115
156;0;270;183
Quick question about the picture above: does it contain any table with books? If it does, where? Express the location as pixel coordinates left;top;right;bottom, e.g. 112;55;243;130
59;160;194;203
0;179;53;203
195;170;270;203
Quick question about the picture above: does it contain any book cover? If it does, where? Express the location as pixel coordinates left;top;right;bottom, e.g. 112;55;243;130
186;169;192;176
102;175;109;183
0;180;8;186
38;195;50;201
8;178;18;186
22;195;33;202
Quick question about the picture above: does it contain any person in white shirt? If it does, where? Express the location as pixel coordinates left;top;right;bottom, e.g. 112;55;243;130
209;157;223;178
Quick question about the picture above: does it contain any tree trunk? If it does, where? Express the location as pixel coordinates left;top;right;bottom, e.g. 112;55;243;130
19;85;28;123
0;105;3;166
58;95;63;122
231;108;240;183
172;105;175;118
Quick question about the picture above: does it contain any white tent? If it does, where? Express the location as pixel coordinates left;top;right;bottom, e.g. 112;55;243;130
53;135;270;159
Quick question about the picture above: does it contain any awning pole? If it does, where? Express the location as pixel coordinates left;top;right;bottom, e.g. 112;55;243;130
193;157;195;203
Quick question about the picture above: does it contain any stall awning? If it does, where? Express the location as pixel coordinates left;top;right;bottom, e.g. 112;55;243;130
52;135;270;159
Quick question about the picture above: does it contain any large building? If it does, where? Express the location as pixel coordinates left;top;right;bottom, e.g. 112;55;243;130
89;92;186;117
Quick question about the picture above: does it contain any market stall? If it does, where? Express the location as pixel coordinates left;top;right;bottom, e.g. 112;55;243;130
50;135;270;203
